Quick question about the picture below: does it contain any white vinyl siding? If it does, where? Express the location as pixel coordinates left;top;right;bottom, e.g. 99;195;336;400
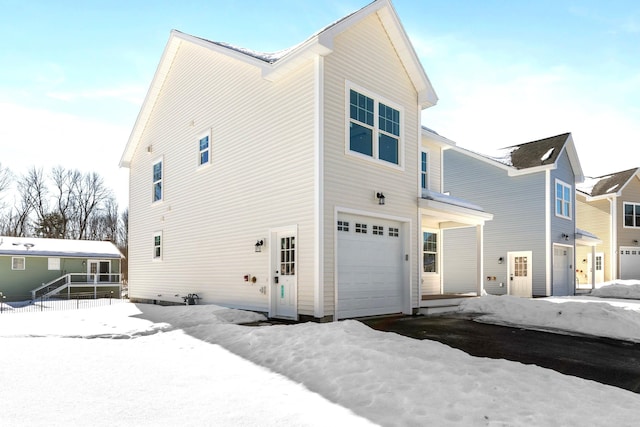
323;13;420;314
127;40;317;315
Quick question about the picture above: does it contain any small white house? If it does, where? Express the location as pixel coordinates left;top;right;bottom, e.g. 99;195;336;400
120;0;492;320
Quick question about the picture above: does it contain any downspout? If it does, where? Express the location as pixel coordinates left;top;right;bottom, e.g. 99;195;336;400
610;197;617;280
313;55;325;319
545;170;551;296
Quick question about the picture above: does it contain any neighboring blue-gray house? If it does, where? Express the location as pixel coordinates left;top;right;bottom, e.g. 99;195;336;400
440;133;586;297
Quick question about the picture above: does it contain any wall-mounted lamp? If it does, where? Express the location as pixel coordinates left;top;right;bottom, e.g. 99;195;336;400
255;239;264;253
376;192;386;205
561;233;570;241
634;239;639;246
498;257;504;264
582;259;587;264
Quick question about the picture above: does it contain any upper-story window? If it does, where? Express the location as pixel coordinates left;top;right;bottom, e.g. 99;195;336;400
555;179;572;219
624;202;640;228
198;132;210;167
348;87;402;166
421;151;428;189
152;159;163;203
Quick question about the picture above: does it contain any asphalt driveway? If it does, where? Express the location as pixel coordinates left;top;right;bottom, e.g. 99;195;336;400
360;313;640;394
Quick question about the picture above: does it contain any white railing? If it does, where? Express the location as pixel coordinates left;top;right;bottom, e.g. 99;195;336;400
31;273;122;300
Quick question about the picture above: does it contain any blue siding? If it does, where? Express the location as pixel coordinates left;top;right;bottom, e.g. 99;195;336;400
443;149;549;295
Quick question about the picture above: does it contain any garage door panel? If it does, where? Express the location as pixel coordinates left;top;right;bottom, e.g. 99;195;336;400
620;247;640;280
337;214;405;319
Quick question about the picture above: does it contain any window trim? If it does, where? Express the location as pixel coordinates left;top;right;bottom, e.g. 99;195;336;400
420;150;429;190
623;201;640;228
554;179;572;220
12;257;25;270
153;231;163;261
422;230;438;274
197;129;211;168
345;82;404;170
152;157;164;203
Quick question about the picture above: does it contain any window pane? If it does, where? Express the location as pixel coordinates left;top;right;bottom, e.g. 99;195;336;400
379;103;400;136
199;136;209;151
350;122;373;156
421;151;428;189
154;182;162;202
556;199;563;215
423;253;436;273
379;133;398;164
153;162;162;181
349;90;374;126
200;151;209;165
423;232;437;252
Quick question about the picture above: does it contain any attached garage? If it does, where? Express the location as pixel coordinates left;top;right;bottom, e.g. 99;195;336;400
619;246;640;280
336;213;407;319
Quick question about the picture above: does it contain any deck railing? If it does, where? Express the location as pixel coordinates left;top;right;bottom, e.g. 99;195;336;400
31;273;123;299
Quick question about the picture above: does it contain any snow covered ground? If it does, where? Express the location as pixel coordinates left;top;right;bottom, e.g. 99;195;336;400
1;281;640;426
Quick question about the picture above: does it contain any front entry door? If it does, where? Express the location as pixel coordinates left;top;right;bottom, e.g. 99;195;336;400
273;232;297;319
508;251;532;297
587;252;605;284
88;260;111;283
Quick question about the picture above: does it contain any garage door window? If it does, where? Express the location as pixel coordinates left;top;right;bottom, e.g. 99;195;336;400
423;232;437;273
389;227;399;237
373;225;384;236
356;223;367;234
337;220;349;232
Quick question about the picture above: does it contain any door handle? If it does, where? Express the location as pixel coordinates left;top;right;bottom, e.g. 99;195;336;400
274;276;279;284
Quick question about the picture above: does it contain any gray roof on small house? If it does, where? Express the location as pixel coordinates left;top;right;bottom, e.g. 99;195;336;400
0;236;123;259
502;133;571;170
579;167;640;197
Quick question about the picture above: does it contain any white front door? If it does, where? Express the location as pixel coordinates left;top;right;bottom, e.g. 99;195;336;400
272;231;297;319
508;251;532;297
587;252;605;284
553;245;572;296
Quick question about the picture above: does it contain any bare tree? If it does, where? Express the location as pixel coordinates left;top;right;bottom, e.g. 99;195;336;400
0;162;11;195
50;166;80;238
74;171;113;239
19;167;49;230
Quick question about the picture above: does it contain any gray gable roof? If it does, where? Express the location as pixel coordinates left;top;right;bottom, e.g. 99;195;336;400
505;133;571;170
585;167;640;197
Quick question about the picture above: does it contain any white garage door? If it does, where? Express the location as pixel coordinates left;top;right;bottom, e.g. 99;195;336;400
620;247;640;280
336;214;405;319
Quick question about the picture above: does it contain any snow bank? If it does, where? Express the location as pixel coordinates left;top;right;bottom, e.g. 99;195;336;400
590;280;640;300
459;294;640;342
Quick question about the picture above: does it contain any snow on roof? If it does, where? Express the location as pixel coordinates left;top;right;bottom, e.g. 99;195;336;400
0;236;123;259
540;147;554;162
422;189;486;212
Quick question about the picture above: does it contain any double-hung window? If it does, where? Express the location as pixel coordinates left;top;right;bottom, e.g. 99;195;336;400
421;151;428;190
348;87;402;166
555;179;572;219
153;232;162;260
198;132;210;166
152;159;163;203
624;202;640;228
423;232;437;273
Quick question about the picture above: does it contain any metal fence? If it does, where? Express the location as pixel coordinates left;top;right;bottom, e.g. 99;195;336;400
0;292;126;314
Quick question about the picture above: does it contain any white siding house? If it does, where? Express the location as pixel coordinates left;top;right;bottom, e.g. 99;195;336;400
122;0;497;320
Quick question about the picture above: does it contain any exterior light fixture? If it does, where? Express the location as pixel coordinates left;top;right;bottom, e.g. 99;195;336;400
498;257;504;264
255;239;264;253
561;233;570;241
376;192;385;205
